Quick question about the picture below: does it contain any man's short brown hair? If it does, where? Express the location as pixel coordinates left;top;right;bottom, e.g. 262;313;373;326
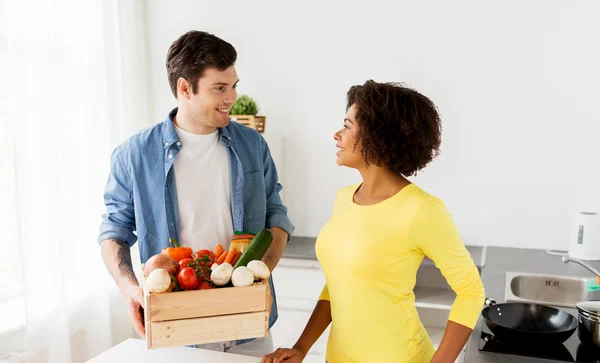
166;30;237;98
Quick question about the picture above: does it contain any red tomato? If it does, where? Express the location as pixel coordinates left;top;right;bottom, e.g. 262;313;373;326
194;249;216;267
198;281;214;290
178;257;193;270
177;267;199;290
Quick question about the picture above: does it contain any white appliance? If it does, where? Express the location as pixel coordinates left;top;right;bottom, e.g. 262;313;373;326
568;212;600;261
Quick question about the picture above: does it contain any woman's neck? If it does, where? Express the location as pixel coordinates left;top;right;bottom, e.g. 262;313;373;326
357;166;410;199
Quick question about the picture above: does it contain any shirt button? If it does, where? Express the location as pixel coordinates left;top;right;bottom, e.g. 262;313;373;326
228;136;232;140
164;142;168;146
168;154;173;159
176;141;181;146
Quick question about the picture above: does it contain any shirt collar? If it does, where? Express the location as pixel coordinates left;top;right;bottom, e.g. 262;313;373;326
162;107;234;149
162;108;180;149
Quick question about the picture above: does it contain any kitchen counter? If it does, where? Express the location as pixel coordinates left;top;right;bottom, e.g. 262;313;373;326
285;236;486;268
87;338;261;362
282;236;319;260
464;247;600;363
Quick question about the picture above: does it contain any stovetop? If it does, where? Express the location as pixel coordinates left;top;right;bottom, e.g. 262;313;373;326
478;326;600;362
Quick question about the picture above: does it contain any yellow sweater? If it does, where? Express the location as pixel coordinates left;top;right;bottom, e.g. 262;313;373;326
315;183;485;363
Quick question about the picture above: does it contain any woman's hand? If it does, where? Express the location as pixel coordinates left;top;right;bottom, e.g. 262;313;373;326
261;348;306;363
261;299;332;363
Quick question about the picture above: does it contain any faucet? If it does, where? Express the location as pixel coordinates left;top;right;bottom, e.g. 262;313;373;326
562;256;600;277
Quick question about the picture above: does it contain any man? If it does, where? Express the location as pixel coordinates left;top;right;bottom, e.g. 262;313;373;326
98;30;294;357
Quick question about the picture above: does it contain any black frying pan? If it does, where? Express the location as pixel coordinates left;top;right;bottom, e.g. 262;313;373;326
482;298;578;345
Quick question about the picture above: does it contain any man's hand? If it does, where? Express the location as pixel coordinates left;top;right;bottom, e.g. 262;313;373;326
261;348;306;363
101;239;145;337
121;284;145;337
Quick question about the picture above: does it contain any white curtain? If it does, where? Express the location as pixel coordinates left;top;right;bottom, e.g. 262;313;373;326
2;0;149;362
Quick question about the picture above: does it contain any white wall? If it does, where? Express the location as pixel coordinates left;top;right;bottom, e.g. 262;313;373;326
144;0;600;250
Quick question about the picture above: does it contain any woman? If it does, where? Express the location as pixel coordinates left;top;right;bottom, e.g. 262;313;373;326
262;80;485;363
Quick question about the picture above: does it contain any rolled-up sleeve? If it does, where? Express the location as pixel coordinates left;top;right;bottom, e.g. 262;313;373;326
409;199;485;329
98;147;137;247
261;137;295;240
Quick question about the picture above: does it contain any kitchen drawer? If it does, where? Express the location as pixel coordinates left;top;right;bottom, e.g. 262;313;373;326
271;308;330;356
276;296;318;311
272;260;326;301
271;308;310;341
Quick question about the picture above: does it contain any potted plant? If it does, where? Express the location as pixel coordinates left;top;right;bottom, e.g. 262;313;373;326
230;95;267;133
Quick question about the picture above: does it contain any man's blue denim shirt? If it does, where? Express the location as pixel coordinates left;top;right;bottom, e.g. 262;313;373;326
98;107;295;333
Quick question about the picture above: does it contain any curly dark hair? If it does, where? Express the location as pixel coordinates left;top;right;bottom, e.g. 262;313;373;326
346;80;442;176
166;30;237;98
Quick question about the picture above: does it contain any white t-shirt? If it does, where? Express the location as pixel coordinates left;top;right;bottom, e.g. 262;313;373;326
173;126;233;252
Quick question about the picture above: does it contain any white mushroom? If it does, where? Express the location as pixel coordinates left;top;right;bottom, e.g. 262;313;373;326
247;260;271;280
231;266;255;287
210;263;233;286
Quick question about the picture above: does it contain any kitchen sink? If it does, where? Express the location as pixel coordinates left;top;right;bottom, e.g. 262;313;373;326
505;271;600;308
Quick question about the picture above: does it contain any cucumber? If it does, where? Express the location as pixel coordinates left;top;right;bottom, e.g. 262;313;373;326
233;229;273;268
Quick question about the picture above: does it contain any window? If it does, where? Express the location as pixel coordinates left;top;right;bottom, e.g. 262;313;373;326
0;3;25;335
0;52;20;298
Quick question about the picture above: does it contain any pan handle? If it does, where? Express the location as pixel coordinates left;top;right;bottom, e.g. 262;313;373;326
484;297;497;307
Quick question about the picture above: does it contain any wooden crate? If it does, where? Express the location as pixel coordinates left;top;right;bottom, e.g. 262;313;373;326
230;115;267;133
141;265;272;349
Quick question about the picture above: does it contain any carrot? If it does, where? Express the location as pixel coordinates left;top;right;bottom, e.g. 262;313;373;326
224;248;238;264
231;251;242;266
215;244;224;258
217;250;228;264
232;234;255;240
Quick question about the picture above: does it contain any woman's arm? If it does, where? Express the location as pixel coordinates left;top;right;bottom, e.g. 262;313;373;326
261;286;332;363
430;321;473;363
292;298;332;355
409;199;486;363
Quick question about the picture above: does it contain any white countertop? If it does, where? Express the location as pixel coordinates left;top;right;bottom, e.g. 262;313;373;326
87;338;261;363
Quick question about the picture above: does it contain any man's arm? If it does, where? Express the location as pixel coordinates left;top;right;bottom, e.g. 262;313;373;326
101;238;138;290
260;136;295;271
98;147;137;246
261;226;288;271
101;238;145;337
98;147;145;336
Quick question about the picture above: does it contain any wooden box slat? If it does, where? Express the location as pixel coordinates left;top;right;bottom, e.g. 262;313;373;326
149;311;268;349
148;282;268;322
